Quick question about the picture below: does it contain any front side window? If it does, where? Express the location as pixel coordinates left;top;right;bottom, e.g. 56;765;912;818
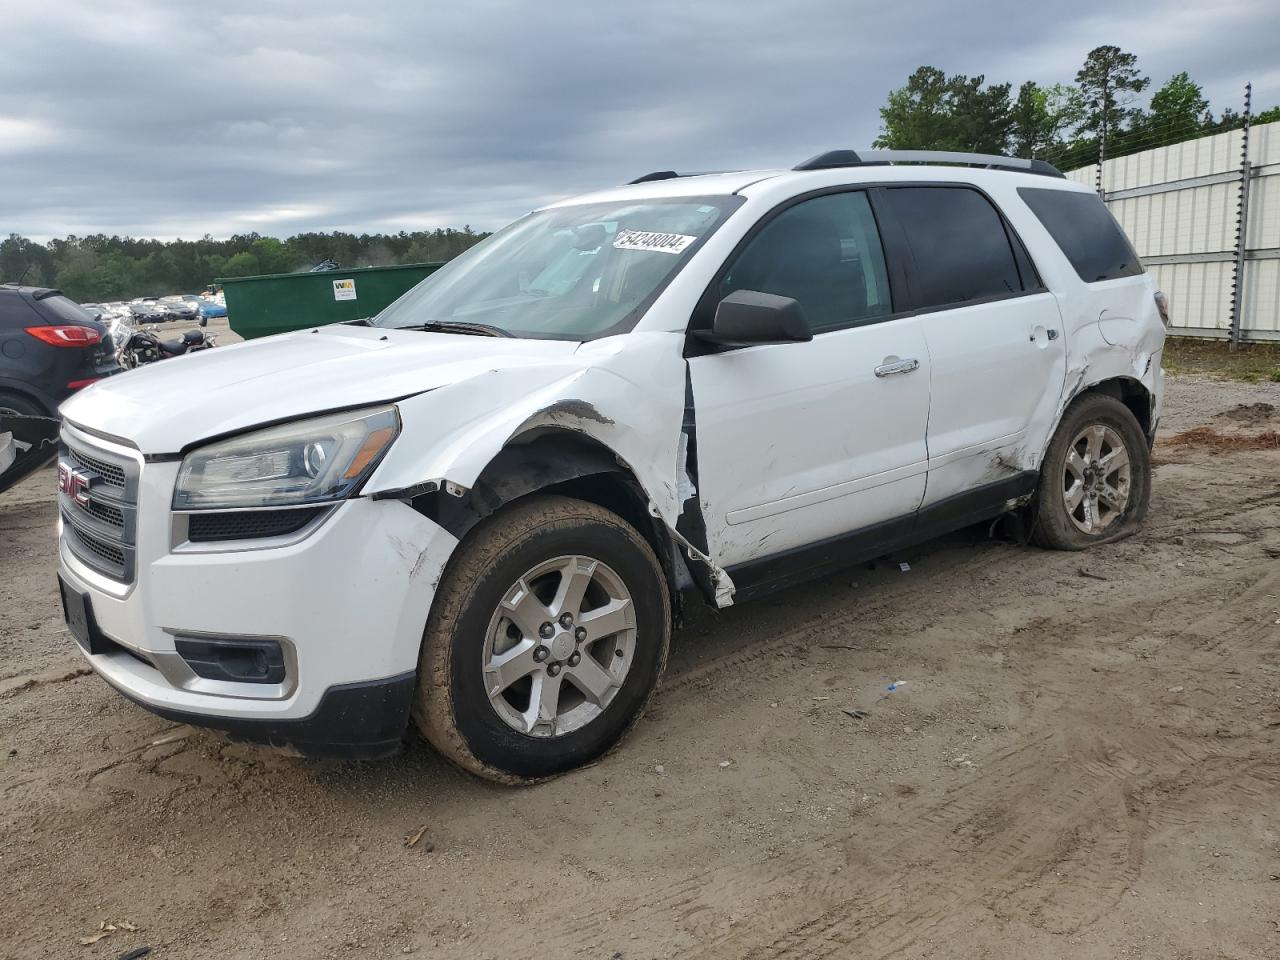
373;196;742;340
883;187;1024;310
1018;187;1143;283
713;191;892;333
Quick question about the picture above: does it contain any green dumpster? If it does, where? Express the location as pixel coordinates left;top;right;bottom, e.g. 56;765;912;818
217;262;444;340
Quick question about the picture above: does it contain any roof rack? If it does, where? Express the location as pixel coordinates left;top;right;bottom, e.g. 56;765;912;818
793;149;1064;179
626;170;734;184
629;171;681;184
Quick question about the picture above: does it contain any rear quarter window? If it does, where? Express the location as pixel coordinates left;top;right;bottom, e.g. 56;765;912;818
1018;187;1143;283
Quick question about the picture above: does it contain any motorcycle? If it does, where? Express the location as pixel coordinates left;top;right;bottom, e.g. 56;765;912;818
110;314;217;369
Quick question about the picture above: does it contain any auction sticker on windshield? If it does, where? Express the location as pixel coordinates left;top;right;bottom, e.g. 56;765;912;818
333;279;357;301
613;230;697;255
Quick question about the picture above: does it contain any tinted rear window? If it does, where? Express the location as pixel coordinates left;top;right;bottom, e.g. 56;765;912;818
1018;188;1143;283
36;294;98;324
883;187;1025;310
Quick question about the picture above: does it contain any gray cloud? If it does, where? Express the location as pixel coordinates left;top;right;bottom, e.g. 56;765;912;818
4;0;1277;240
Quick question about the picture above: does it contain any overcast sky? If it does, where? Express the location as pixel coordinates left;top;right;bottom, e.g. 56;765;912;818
4;0;1277;241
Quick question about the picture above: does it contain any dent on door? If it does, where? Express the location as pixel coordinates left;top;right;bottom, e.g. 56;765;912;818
916;294;1067;507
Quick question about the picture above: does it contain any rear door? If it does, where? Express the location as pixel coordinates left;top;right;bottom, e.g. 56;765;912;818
878;185;1066;508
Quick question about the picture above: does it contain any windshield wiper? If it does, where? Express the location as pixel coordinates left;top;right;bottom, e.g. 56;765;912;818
389;320;513;338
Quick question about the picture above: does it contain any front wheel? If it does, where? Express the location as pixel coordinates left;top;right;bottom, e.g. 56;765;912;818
1032;393;1151;550
414;495;671;783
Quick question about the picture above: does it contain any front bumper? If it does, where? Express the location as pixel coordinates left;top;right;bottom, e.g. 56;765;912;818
57;424;458;757
102;663;418;759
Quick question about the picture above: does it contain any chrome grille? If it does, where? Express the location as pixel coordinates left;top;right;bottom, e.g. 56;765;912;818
84;498;125;528
69;523;127;568
66;446;127;488
59;433;140;584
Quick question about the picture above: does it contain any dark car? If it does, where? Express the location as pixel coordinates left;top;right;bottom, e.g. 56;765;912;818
159;297;200;321
0;285;120;490
128;302;168;323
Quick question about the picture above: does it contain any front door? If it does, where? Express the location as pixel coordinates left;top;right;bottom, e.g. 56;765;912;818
687;190;931;581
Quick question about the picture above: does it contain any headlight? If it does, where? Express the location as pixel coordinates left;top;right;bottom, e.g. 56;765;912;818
173;406;400;510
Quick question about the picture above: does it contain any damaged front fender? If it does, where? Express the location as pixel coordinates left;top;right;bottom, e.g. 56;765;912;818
361;333;736;606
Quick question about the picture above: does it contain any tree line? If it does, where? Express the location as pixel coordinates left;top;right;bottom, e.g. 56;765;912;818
875;45;1278;172
0;228;489;304
7;46;1273;304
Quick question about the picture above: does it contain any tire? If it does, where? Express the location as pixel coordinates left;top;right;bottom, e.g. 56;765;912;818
0;391;58;495
1032;392;1151;550
413;494;671;783
0;390;47;419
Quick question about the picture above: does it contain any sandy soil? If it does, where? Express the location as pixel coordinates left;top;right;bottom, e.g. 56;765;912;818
2;374;1279;960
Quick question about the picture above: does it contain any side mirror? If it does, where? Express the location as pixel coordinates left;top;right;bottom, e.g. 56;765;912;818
693;290;812;347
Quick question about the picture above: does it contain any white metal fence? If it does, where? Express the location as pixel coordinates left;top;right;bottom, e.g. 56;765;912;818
1066;121;1279;341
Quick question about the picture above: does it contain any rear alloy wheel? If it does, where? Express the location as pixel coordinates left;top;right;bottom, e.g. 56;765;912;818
414;495;670;783
1032;393;1151;550
1062;423;1131;535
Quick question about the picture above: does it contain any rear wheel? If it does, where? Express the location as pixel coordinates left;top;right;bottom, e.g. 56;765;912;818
1032;393;1151;550
413;495;671;783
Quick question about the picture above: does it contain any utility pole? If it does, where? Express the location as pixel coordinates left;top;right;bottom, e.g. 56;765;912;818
1096;113;1106;197
1229;82;1253;350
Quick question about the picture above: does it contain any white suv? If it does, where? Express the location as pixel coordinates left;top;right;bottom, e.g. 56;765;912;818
56;150;1166;782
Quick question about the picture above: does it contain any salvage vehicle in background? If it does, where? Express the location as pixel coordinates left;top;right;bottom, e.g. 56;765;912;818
127;302;167;324
159;296;200;322
56;150;1165;782
0;284;118;491
181;294;227;319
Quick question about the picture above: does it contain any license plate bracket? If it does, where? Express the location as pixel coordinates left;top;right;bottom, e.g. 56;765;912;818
58;575;109;654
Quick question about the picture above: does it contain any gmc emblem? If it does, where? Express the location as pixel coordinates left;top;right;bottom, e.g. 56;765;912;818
56;461;94;507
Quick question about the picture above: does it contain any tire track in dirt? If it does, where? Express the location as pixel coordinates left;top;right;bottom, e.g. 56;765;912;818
705;728;1248;960
534;513;1277;959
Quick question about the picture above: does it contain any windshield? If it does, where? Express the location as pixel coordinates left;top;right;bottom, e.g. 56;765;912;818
373;196;742;339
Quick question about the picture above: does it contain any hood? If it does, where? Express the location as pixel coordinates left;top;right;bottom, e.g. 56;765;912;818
60;324;580;454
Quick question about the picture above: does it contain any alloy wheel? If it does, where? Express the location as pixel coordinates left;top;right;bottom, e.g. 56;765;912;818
1063;423;1131;534
482;555;637;738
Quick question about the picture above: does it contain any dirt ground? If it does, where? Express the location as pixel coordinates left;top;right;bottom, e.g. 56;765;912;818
3;372;1279;960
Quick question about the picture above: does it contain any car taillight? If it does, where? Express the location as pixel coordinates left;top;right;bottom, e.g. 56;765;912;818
25;325;102;347
1153;291;1170;327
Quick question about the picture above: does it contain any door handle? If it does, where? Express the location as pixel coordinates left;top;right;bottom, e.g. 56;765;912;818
874;357;919;378
1029;328;1061;342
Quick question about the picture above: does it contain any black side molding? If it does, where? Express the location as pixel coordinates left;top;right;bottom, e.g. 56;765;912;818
726;471;1038;601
